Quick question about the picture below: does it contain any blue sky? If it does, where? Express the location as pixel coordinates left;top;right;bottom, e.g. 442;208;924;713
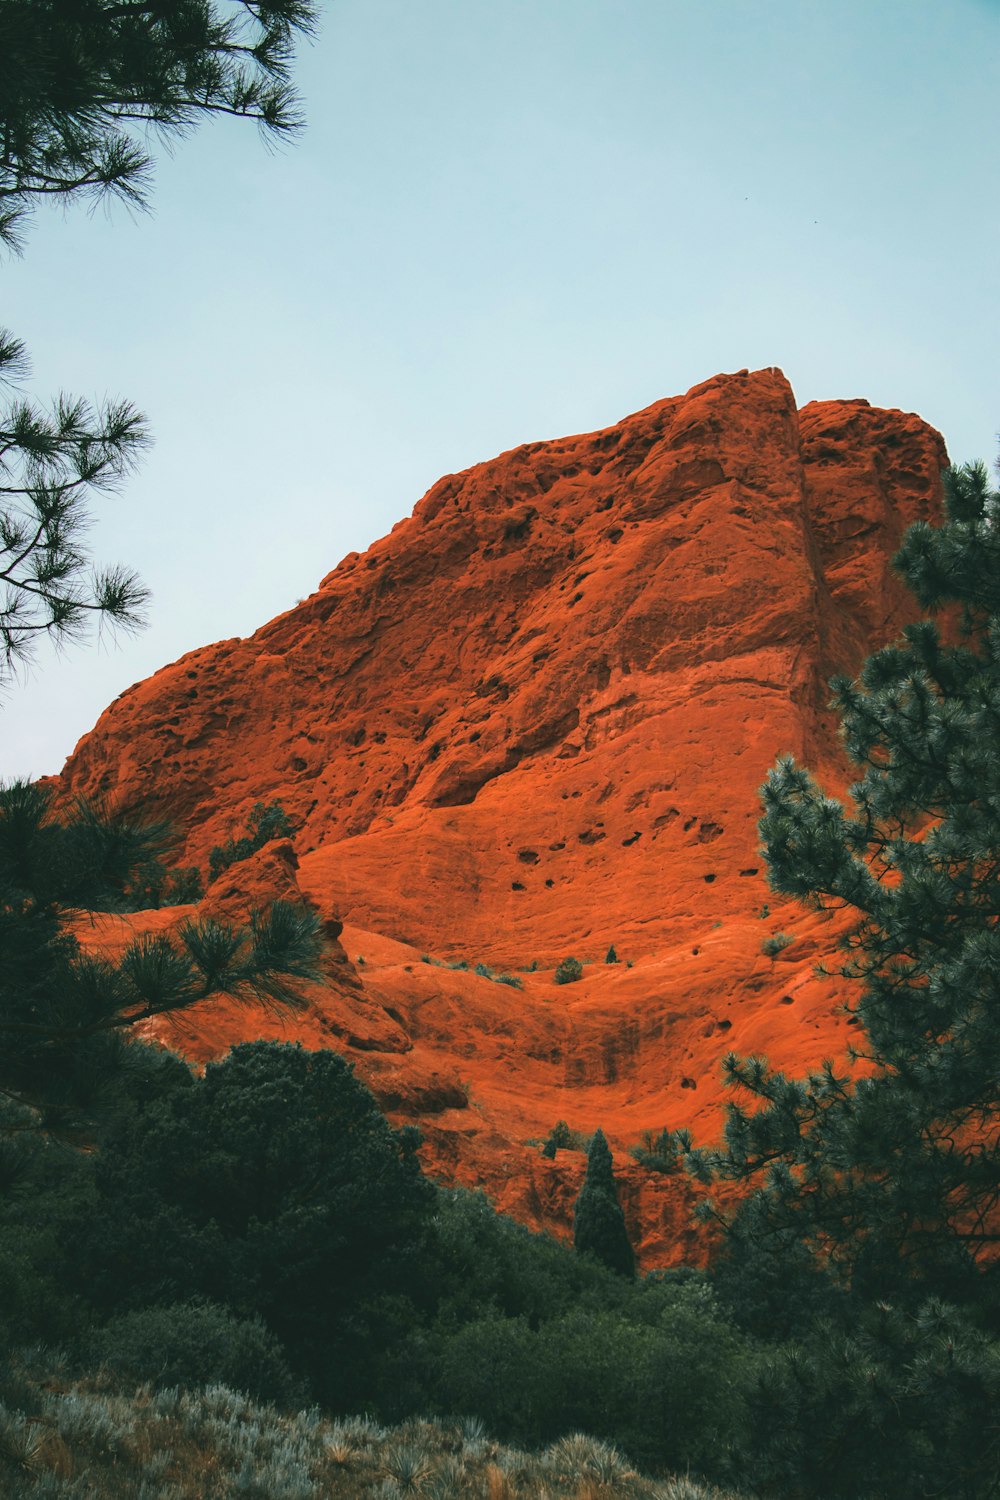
5;0;999;778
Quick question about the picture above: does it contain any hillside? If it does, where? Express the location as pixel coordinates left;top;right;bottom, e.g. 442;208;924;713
59;366;947;1264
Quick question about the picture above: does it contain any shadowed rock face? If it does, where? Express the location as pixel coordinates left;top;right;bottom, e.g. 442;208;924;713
61;367;947;1265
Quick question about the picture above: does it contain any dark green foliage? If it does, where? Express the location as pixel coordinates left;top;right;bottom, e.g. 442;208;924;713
0;780;321;1126
691;459;1000;1313
630;1128;681;1175
425;953;525;987
87;1300;299;1406
675;457;1000;1492
554;956;583;985
0;780;171;912
0;335;150;677
415;1279;753;1478
573;1129;635;1278
0;0;318;251
0;1053;758;1485
126;860;204;910
208;799;296;881
605;944;618;963
541;1136;557;1158
707;1213;846;1342
741;1299;1000;1500
0;1101;92;1350
545;1120;573;1152
424;1188;618;1329
76;1043;435;1405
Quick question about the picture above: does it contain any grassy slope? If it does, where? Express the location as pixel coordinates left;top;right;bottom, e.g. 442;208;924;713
0;1371;744;1499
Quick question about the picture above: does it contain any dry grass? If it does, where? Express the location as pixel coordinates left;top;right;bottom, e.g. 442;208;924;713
0;1365;746;1500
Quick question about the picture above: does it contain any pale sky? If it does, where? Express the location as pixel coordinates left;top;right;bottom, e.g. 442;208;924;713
4;0;999;780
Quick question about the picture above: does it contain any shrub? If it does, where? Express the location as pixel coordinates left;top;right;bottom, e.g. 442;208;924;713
554;957;583;985
542;1121;573;1157
605;945;618;964
630;1128;680;1174
760;931;792;958
208;801;295;882
75;1043;435;1407
127;860;205;909
87;1300;298;1405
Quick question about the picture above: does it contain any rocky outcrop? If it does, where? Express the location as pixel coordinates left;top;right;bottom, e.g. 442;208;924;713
61;368;947;1264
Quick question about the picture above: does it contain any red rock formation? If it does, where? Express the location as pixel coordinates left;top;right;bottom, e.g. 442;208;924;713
61;367;947;1265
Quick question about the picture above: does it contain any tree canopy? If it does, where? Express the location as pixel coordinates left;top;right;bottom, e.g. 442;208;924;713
0;778;322;1130
0;332;150;681
0;0;318;252
0;0;318;681
77;1042;435;1403
691;459;1000;1313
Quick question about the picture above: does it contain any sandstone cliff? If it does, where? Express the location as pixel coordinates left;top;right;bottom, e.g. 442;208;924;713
61;367;947;1264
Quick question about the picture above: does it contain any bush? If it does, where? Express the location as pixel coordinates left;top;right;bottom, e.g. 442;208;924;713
739;1299;1000;1499
208;801;295;882
760;931;792;958
630;1128;680;1174
74;1043;435;1406
87;1300;298;1405
419;1283;755;1480
127;860;204;909
554;957;583;985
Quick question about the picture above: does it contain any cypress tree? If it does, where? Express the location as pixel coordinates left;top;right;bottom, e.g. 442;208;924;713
573;1129;635;1278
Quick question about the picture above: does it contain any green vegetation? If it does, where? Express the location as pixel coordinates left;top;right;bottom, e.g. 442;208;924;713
0;1355;746;1498
0;782;320;1129
630;1128;680;1175
0;1046;759;1487
573;1129;635;1278
208;800;296;881
759;930;792;957
553;956;583;985
422;955;524;988
644;456;1000;1496
126;859;205;910
541;1119;574;1156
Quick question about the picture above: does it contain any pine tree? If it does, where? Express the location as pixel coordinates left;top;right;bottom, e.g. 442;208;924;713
676;457;1000;1495
689;458;1000;1311
0;780;322;1133
573;1129;635;1278
0;0;317;678
0;329;151;678
0;4;321;1129
0;0;318;252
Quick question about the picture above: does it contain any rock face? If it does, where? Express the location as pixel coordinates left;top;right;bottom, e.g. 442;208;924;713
61;367;947;1265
